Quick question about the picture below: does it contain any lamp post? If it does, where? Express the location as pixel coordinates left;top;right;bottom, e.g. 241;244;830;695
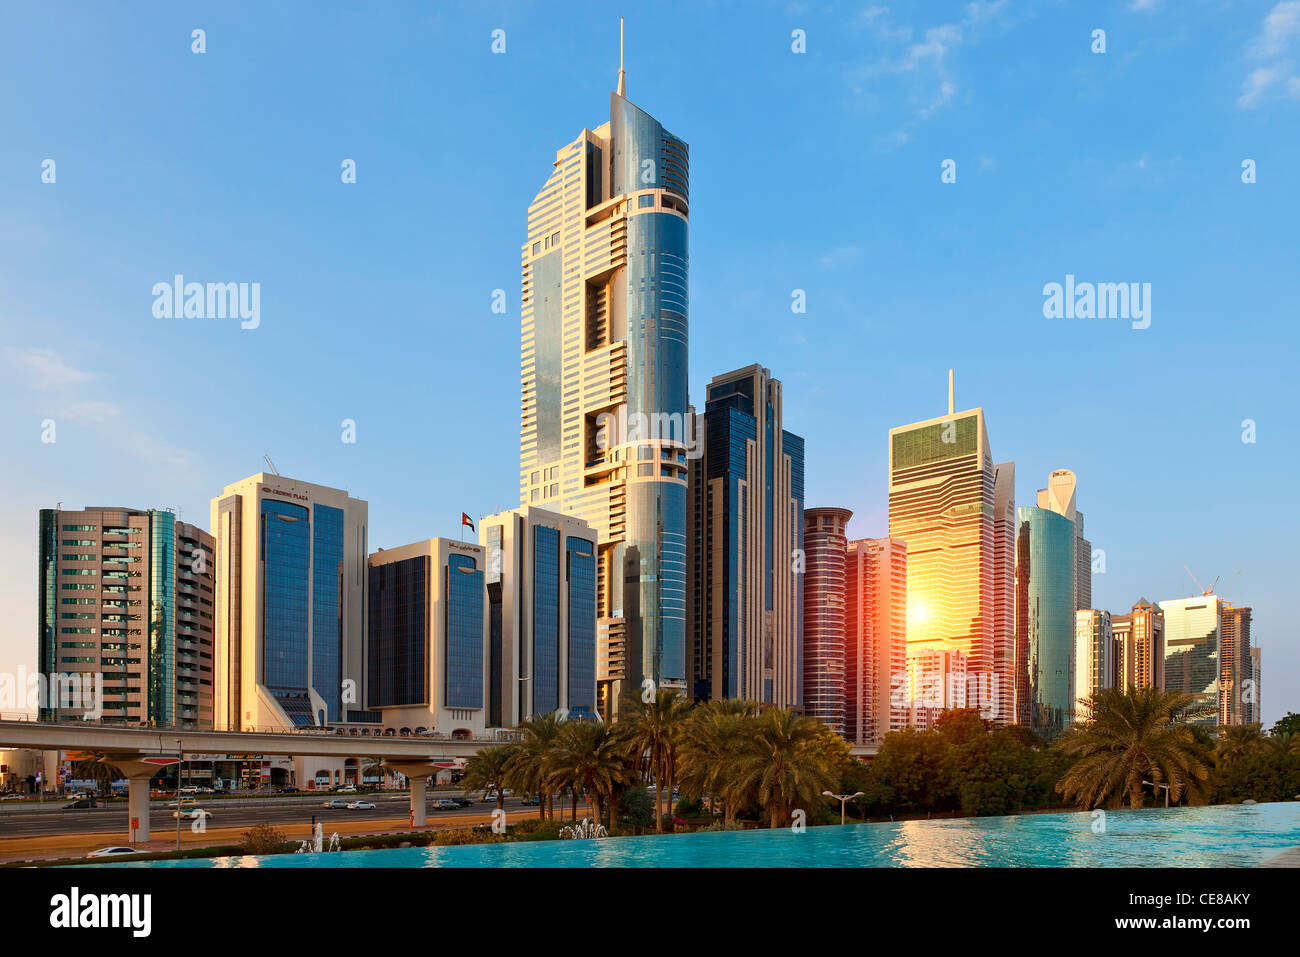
1142;780;1171;808
175;739;184;850
823;790;865;825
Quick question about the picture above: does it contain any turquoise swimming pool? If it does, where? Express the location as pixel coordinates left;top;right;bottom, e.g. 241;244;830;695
110;802;1300;868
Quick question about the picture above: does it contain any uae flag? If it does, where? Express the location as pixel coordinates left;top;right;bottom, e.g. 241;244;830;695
461;512;475;533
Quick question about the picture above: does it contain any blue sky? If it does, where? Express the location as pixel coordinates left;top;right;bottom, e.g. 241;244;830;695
1;1;1296;723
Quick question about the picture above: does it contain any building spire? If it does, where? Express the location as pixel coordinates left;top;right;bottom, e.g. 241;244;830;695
948;368;954;415
617;17;626;97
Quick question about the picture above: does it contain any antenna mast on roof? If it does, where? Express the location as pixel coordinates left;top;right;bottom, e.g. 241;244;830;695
264;454;280;476
617;17;626;97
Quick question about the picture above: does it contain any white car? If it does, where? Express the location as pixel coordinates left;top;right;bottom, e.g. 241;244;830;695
172;807;213;820
86;846;140;858
347;801;376;810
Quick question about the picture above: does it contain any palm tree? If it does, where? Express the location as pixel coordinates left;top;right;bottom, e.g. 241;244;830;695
70;751;127;797
1215;723;1264;768
460;745;515;813
728;707;837;828
506;711;565;820
617;688;693;832
1055;687;1213;809
677;701;756;825
1264;730;1300;758
544;721;629;827
360;756;389;790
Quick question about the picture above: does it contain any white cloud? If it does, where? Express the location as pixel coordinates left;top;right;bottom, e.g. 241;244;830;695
1240;2;1300;108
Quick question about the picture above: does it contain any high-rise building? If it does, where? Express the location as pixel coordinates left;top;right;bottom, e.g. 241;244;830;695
992;462;1016;724
211;474;368;730
518;35;690;717
845;537;907;744
802;508;851;734
687;364;804;706
368;538;488;737
906;647;967;728
888;374;1009;722
38;507;215;727
478;506;599;728
1113;598;1165;692
1248;646;1262;725
1035;469;1090;612
1159;595;1225;728
1074;609;1113;720
1219;605;1253;727
1014;504;1077;740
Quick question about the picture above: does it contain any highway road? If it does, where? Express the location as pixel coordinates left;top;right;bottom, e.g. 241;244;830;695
0;792;551;839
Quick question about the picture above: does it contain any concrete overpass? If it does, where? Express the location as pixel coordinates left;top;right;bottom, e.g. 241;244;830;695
0;720;504;841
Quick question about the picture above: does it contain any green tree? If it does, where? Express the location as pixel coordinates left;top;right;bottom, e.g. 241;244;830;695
1055;687;1212;809
870;728;955;814
617;688;693;832
728;708;837;828
70;752;127;796
461;745;514;812
1270;713;1300;737
543;721;629;827
505;711;564;820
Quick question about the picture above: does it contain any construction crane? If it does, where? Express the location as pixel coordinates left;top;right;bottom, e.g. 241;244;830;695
1182;565;1243;598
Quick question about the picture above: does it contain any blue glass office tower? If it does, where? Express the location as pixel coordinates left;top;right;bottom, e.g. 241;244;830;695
687;365;805;707
520;58;689;717
212;474;368;731
480;507;598;726
1014;505;1078;741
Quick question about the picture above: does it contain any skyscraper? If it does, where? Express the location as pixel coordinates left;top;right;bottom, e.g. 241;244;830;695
479;506;599;727
519;29;690;717
1219;604;1253;727
888;374;1010;722
1248;646;1262;725
1074;609;1113;721
802;507;851;734
1015;503;1077;740
1113;598;1165;692
1160;595;1225;728
1014;469;1088;740
687;364;804;706
992;462;1016;724
38;506;215;727
211;473;368;730
845;537;907;744
368;538;488;737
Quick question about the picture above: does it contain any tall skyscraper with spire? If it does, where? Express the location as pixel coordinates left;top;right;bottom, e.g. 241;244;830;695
519;21;690;717
888;373;1013;724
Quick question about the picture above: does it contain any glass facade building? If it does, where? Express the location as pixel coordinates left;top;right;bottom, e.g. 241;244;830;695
367;555;428;708
445;555;484;710
687;365;804;707
211;474;369;732
37;507;215;728
1014;505;1077;741
1160;596;1224;728
520;75;690;717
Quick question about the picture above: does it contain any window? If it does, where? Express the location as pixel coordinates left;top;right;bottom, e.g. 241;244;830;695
638;194;654;207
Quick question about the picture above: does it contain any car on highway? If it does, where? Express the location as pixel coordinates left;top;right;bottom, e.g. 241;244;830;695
449;797;472;808
2;793;27;801
165;798;200;808
86;846;140;858
431;799;459;811
178;786;200;794
347;801;376;810
172;808;212;820
520;795;541;806
63;798;96;809
321;799;350;809
278;786;300;794
335;785;358;793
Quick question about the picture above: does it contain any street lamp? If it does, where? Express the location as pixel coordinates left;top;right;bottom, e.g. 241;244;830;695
1142;780;1171;808
176;738;184;850
823;790;864;825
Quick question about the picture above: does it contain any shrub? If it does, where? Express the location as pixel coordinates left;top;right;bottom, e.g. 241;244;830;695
239;823;289;855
